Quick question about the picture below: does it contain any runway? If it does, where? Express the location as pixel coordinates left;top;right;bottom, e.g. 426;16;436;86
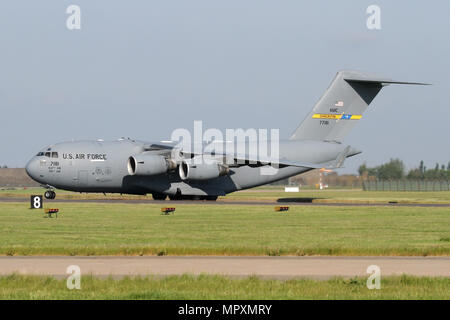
1;256;449;279
1;197;450;207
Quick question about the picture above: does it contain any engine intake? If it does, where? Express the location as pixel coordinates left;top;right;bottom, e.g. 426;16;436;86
179;158;229;181
127;154;175;176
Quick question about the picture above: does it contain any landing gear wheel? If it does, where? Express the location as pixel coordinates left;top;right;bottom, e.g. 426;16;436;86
152;193;167;200
205;196;218;201
168;189;182;201
44;190;56;199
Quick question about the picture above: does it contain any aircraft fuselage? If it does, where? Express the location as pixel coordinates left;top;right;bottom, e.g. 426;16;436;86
25;139;349;197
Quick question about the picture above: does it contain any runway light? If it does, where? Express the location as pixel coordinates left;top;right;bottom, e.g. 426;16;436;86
274;206;289;212
161;207;175;215
44;208;59;218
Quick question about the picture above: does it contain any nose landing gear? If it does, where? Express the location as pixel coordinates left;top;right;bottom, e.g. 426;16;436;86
44;190;56;199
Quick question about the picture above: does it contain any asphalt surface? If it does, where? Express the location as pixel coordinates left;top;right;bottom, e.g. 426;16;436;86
1;197;450;207
1;256;449;279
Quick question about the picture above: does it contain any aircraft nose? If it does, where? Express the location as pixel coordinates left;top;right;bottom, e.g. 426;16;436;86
25;158;39;181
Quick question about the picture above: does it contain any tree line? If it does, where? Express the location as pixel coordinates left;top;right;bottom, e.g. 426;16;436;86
358;159;450;180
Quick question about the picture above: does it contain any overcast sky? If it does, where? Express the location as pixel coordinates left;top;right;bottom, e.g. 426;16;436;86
0;1;448;173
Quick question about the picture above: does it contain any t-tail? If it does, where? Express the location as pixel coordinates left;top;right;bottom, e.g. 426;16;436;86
290;70;429;142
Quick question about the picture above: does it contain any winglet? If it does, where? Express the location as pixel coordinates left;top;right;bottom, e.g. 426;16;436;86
333;146;351;168
323;145;361;170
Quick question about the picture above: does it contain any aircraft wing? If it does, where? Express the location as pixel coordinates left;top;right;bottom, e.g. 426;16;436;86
144;141;358;170
222;145;357;169
143;142;178;151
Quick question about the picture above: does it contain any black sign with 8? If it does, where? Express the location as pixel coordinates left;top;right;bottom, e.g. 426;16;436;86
30;195;43;209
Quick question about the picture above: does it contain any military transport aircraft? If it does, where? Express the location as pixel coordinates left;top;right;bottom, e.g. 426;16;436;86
25;70;428;200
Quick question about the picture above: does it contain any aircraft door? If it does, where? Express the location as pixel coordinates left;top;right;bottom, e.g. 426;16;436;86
78;170;89;187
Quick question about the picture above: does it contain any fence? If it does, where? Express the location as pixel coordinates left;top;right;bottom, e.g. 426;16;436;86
363;179;450;191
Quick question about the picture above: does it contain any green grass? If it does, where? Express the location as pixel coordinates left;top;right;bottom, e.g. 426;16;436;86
0;202;449;256
0;274;448;299
1;187;449;204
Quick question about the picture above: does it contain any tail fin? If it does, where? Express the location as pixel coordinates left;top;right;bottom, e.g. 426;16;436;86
290;70;429;141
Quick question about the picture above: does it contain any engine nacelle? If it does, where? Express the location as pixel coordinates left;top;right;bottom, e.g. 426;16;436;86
179;158;229;181
127;154;175;176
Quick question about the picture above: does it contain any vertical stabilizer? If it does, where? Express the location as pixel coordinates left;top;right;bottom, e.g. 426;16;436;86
290;70;429;141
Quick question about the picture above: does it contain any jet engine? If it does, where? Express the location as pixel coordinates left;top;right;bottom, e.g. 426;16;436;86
179;158;229;181
127;154;176;176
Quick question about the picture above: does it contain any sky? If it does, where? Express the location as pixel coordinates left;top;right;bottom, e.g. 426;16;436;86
0;1;449;173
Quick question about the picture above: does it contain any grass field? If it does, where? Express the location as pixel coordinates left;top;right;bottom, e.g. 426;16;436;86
1;190;448;300
1;187;450;204
0;201;449;256
0;274;448;299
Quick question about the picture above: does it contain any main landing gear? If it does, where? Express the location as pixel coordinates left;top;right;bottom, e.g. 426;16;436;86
152;193;167;200
152;188;218;201
165;194;218;201
44;190;56;199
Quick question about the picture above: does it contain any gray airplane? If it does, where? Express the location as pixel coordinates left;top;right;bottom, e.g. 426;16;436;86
25;70;428;200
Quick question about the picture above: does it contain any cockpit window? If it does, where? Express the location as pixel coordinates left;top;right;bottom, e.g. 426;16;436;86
51;152;58;158
44;152;51;157
36;152;44;156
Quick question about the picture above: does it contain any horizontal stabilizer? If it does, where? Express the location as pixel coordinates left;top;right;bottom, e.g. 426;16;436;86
344;76;430;86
